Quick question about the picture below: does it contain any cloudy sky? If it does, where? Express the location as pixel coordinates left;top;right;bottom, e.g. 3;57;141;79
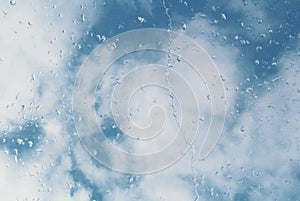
0;0;299;200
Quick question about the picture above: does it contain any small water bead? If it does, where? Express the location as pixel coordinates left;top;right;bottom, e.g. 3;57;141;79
221;13;227;20
137;16;145;23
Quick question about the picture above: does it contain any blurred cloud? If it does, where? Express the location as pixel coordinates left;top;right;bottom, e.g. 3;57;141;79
0;0;99;200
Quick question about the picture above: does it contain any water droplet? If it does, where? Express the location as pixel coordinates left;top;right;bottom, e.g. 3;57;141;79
256;46;263;51
2;10;8;15
56;109;61;115
96;34;106;42
221;13;227;20
259;33;266;38
9;0;16;6
17;138;24;145
245;87;253;93
210;187;214;196
31;73;36;81
137;16;145;23
28;141;33;148
199;13;207;18
129;176;135;183
14;148;18;156
240;126;246;132
81;14;85;22
111;42;117;49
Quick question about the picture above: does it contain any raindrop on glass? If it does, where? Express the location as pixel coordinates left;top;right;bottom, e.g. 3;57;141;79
9;0;16;6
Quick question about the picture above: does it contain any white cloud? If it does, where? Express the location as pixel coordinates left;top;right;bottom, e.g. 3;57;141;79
0;0;100;200
0;0;98;124
188;42;300;200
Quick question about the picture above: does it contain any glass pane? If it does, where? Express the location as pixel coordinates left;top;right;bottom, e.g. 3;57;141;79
0;0;299;200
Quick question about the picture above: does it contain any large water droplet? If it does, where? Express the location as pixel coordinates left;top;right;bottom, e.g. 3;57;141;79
9;0;16;6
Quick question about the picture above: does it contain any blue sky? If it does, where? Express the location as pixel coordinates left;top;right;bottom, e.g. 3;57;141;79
0;0;299;200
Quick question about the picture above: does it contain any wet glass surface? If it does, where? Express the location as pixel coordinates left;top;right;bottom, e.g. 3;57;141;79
0;0;299;200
